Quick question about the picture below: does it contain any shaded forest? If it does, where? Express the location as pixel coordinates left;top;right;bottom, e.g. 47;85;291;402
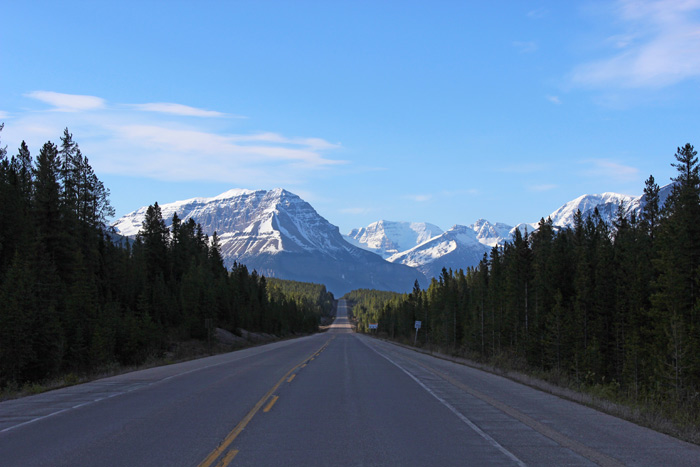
267;278;335;323
355;143;700;423
0;126;323;388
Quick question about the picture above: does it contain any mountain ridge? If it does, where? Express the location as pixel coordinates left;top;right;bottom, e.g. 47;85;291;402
113;188;427;296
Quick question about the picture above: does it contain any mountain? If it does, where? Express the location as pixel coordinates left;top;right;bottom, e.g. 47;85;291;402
546;192;637;228
469;219;513;248
113;189;427;296
350;184;677;280
344;220;443;259
387;225;490;279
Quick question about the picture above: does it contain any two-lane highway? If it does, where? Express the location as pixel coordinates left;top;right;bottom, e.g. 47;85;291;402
2;300;699;465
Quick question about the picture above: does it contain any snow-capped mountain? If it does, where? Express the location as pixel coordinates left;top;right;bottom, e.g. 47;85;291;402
113;183;678;290
344;220;443;259
113;189;427;296
387;225;490;279
469;219;513;248
347;184;676;280
546;192;637;228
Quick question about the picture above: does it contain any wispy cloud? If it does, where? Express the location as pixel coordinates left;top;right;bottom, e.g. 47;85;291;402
6;91;344;186
513;41;538;54
26;91;106;112
0;111;9;119
546;95;562;105
440;188;478;197
571;0;700;88
528;184;558;192
580;159;639;182
404;194;432;202
113;125;343;166
527;8;548;19
130;102;231;118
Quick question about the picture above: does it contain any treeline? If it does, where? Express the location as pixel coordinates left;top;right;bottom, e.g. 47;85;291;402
343;289;401;331
267;278;335;320
0;126;320;387
364;144;700;415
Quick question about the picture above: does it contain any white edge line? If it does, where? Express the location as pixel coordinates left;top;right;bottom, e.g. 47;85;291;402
0;336;318;434
358;336;526;467
0;407;72;433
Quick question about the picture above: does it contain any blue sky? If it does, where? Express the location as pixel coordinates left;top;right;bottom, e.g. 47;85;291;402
1;0;699;233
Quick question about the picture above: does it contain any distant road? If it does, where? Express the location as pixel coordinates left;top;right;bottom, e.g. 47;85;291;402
2;299;699;466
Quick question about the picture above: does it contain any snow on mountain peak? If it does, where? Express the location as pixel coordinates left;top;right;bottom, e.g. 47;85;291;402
344;220;443;259
111;188;337;256
547;192;636;228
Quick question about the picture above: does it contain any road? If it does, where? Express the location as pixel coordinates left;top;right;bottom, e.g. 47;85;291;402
1;299;699;466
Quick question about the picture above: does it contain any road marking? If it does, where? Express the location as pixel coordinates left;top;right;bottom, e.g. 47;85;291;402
215;449;238;467
398;351;624;467
287;374;296;383
359;338;526;467
198;337;333;467
301;363;307;368
263;395;279;413
0;340;311;435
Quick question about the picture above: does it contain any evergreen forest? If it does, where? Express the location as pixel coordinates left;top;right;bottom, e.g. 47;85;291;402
354;143;700;424
0;126;324;389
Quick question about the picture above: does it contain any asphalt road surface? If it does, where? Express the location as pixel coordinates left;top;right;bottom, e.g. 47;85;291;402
1;299;699;466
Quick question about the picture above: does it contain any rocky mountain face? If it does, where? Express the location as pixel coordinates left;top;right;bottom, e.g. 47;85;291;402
113;183;675;293
344;220;443;259
355;183;675;279
113;189;427;297
387;225;490;279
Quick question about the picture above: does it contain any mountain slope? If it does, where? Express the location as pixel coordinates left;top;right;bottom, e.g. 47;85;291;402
344;220;443;259
387;225;490;279
113;189;427;296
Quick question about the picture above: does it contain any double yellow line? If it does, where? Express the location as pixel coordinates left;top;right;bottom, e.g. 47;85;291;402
198;336;334;467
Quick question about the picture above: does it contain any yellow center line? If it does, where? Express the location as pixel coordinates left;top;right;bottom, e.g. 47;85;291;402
214;449;239;467
301;363;307;368
197;337;333;467
263;395;279;413
287;374;296;383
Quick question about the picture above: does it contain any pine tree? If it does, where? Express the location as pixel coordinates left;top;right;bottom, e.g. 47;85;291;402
138;202;170;282
642;174;660;243
653;143;700;402
33;141;65;275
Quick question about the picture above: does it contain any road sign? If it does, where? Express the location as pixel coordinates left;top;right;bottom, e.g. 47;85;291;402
368;323;378;330
415;321;422;329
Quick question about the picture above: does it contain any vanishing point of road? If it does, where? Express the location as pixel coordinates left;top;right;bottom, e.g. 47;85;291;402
1;300;699;466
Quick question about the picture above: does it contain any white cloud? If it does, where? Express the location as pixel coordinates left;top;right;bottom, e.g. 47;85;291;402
581;159;639;182
513;41;538;53
5;91;344;187
26;91;106;112
527;8;548;19
0;111;9;119
112;125;343;167
228;132;341;151
546;95;562;105
404;194;432;202
130;102;230;118
571;0;700;88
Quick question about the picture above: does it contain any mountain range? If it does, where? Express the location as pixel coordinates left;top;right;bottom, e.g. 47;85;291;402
113;189;426;296
113;184;673;295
